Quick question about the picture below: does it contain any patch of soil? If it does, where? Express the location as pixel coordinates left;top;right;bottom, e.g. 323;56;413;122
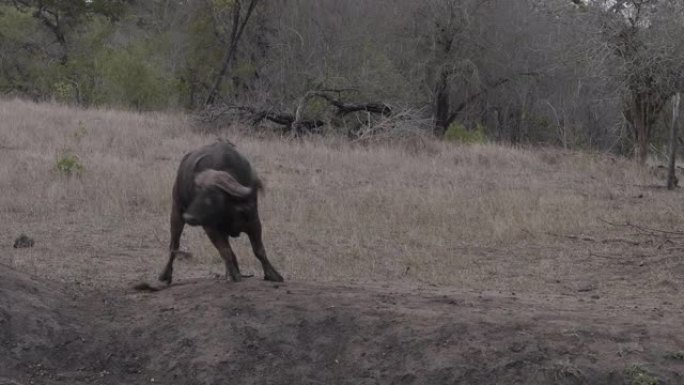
1;264;683;384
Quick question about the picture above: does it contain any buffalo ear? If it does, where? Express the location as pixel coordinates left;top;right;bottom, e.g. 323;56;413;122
195;169;252;198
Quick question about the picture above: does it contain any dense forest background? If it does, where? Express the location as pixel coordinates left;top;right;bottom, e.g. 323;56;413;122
2;0;684;161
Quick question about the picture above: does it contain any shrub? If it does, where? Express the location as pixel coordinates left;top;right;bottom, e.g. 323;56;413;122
624;365;659;385
93;43;176;110
53;81;77;103
55;151;84;177
444;122;487;144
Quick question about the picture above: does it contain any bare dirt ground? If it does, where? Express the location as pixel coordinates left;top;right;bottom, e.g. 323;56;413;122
1;263;683;385
1;99;684;384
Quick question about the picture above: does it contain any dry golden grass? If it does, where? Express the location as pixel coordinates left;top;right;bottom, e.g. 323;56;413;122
1;98;682;296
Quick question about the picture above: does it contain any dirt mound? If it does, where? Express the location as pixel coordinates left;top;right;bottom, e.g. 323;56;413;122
1;267;683;384
0;264;84;382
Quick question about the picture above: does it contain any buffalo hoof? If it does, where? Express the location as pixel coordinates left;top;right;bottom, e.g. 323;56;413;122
158;270;173;285
226;268;242;282
265;270;284;282
227;274;242;282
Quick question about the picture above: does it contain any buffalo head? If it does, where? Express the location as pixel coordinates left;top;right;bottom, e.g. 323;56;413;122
182;169;253;227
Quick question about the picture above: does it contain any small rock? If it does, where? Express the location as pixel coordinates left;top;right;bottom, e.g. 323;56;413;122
510;342;526;352
13;234;34;248
577;284;595;292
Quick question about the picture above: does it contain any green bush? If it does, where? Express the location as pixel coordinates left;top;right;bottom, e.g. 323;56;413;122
56;151;84;177
93;43;176;110
624;365;659;385
0;5;62;98
53;81;77;103
444;122;487;144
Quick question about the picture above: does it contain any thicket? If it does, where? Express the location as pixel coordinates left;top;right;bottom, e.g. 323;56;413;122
3;0;684;161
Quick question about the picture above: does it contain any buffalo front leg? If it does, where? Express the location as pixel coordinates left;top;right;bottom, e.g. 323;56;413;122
159;203;184;284
247;220;284;282
204;227;242;282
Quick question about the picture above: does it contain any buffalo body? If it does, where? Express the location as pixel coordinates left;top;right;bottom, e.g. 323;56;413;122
159;141;283;284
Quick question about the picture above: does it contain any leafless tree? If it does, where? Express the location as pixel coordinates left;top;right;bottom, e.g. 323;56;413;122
588;0;684;163
205;0;260;106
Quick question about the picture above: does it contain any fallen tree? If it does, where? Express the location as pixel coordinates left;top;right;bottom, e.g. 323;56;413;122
199;90;392;136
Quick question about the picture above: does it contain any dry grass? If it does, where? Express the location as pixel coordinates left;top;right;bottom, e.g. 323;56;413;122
1;98;682;296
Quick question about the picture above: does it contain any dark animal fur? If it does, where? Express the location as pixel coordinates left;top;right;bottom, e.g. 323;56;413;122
158;142;283;284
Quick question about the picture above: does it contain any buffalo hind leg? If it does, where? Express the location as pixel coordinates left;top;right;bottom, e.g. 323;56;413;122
247;220;284;282
159;203;185;284
204;227;242;282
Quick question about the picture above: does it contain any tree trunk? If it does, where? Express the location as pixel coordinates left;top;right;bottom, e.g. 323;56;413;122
32;8;68;64
205;0;259;107
667;93;680;189
434;69;450;137
626;90;670;165
633;109;649;165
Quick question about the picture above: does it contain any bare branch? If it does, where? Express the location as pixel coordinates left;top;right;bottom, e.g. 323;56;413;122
205;0;260;106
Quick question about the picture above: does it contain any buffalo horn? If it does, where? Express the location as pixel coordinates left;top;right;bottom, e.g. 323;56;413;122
195;169;252;198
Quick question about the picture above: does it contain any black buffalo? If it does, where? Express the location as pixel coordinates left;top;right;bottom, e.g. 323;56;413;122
159;141;284;284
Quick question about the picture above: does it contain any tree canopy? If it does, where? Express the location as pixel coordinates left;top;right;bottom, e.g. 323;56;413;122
2;0;684;160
